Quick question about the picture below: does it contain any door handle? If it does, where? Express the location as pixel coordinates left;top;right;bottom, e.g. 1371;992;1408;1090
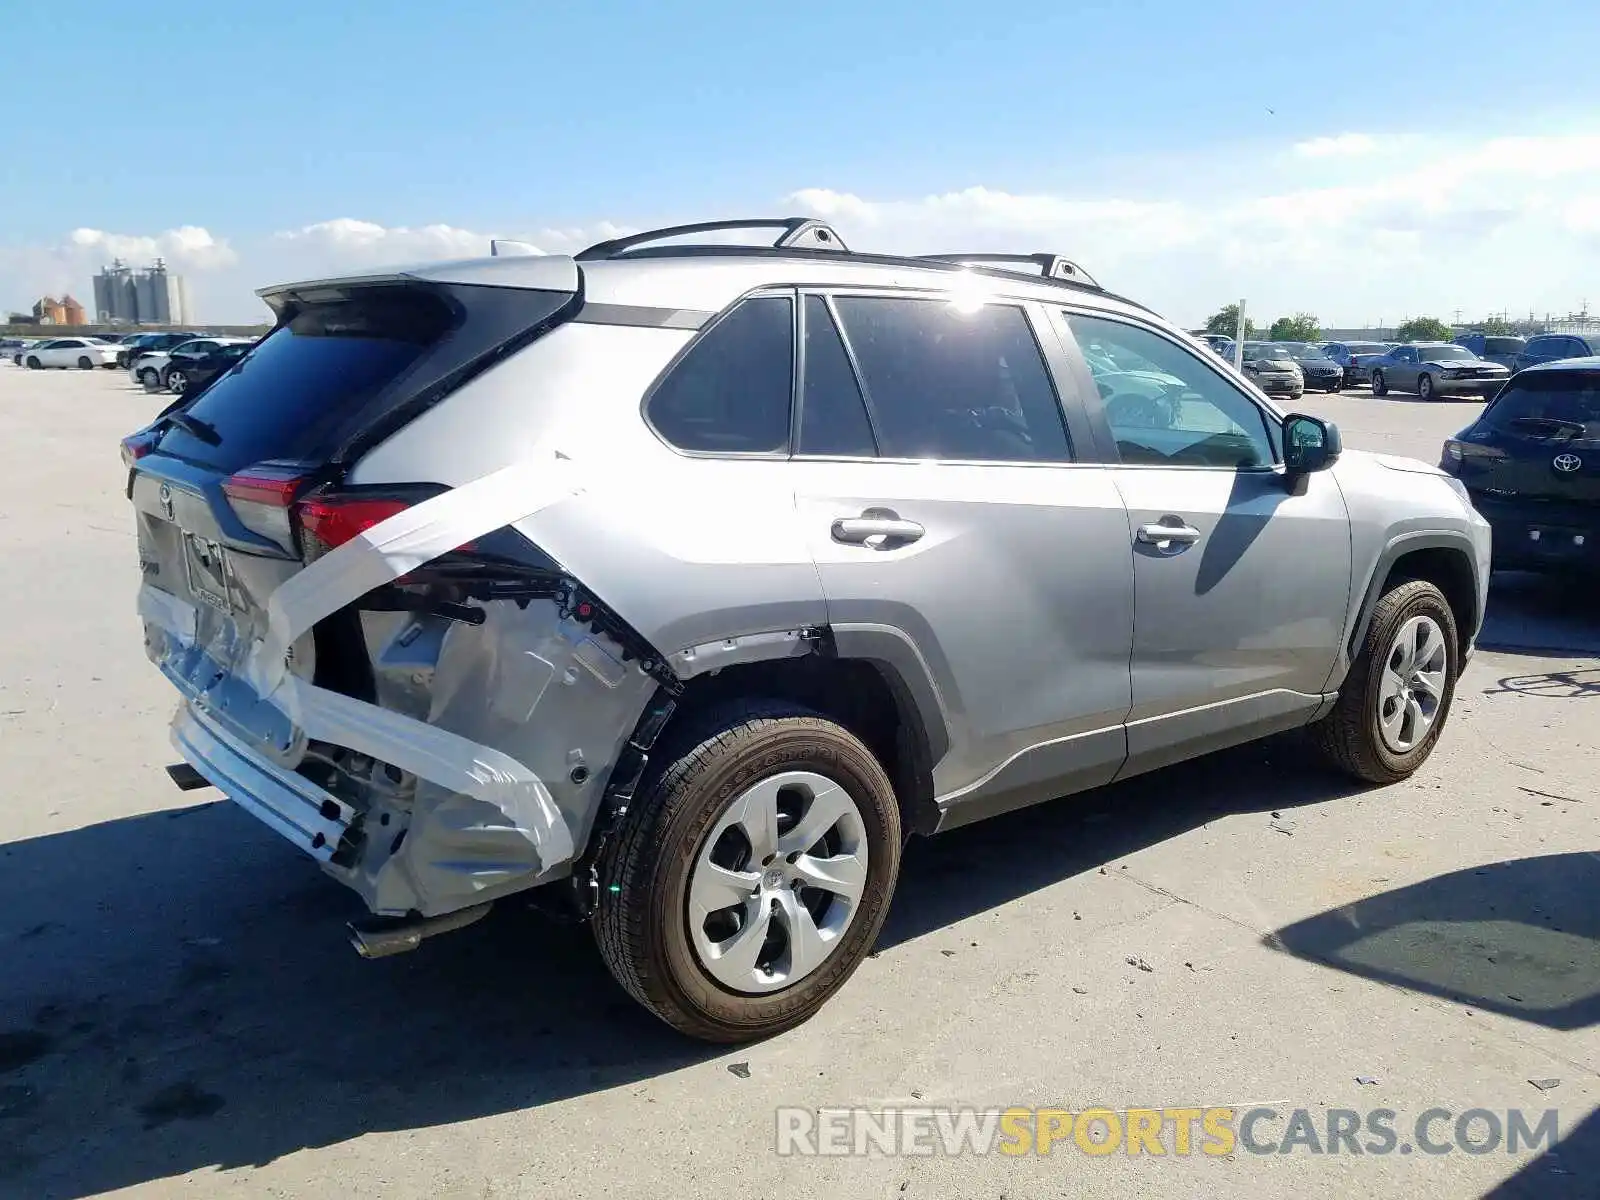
1135;521;1201;547
831;516;925;546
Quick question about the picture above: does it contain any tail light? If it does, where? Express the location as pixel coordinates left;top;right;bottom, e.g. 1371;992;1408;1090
120;433;156;467
296;494;415;559
222;462;312;546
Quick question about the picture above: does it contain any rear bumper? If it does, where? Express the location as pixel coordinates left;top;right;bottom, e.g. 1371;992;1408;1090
1470;495;1600;570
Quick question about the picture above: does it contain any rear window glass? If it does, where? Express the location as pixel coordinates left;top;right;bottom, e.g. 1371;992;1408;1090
154;288;454;471
1484;337;1525;354
1485;371;1600;435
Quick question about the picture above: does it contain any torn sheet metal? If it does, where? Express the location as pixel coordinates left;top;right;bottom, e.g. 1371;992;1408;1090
144;446;641;913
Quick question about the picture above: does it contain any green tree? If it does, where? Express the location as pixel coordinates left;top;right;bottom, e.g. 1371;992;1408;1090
1395;316;1453;342
1268;312;1321;342
1205;303;1256;338
1479;316;1516;335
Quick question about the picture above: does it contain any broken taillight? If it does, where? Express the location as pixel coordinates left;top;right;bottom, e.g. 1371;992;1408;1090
296;495;414;557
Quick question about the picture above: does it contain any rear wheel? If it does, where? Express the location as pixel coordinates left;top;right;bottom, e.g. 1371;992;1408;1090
1313;579;1459;784
25;356;41;370
1370;369;1388;396
167;369;188;394
77;355;94;370
594;701;901;1042
1418;372;1435;401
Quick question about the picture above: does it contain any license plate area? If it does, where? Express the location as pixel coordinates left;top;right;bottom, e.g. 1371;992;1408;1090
183;531;237;614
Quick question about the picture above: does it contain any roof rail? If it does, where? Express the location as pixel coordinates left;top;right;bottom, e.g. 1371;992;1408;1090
576;217;850;260
917;253;1100;290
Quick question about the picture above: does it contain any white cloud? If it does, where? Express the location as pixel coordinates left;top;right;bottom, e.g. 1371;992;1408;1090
788;132;1600;326
65;225;238;271
274;218;497;264
1293;133;1380;159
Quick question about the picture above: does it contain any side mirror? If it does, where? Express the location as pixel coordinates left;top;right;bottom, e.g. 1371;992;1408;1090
1283;413;1342;475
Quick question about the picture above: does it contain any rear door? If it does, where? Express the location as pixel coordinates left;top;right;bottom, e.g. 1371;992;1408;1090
1053;309;1352;774
788;290;1135;817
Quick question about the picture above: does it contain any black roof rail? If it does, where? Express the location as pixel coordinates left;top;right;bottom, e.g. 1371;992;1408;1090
917;252;1100;290
576;217;850;261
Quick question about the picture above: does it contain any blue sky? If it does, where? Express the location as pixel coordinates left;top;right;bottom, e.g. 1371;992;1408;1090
4;0;1600;325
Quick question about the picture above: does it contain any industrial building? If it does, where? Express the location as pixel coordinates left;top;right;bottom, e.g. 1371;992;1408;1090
92;259;190;325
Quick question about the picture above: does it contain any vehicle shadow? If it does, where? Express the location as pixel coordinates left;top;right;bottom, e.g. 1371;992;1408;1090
1268;853;1600;1197
0;736;1362;1197
1268;852;1600;1031
1479;572;1600;656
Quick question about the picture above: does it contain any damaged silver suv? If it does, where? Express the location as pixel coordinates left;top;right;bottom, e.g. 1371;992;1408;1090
122;218;1491;1042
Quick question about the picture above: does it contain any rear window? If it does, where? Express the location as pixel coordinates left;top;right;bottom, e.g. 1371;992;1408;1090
1485;371;1600;436
154;288;455;471
1484;337;1525;354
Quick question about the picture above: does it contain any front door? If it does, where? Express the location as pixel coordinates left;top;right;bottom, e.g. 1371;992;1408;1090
788;291;1135;821
1056;310;1353;774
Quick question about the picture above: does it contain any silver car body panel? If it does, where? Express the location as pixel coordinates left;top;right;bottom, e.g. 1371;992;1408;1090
130;244;1494;923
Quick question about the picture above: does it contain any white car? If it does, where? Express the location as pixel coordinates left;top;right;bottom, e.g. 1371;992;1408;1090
19;337;121;370
129;337;252;391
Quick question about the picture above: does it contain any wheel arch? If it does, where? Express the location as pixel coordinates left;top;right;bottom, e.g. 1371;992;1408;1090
1339;534;1480;684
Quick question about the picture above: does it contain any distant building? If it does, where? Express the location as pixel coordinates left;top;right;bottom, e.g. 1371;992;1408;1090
30;295;85;325
92;258;189;325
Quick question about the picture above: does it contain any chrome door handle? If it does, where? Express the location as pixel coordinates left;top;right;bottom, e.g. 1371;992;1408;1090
1136;522;1201;546
831;517;925;546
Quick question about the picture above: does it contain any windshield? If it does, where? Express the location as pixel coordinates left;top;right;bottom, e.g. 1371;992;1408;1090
1245;343;1292;360
1286;344;1331;361
1420;345;1476;361
1349;343;1389;354
1485;370;1600;437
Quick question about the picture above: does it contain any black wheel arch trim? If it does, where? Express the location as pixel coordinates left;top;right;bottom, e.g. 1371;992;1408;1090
1334;531;1481;687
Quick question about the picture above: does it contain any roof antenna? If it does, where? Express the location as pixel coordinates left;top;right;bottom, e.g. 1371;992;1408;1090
490;239;540;257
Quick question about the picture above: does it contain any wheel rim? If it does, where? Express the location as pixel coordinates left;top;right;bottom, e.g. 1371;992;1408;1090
687;769;869;994
170;372;186;392
1419;376;1432;398
1377;614;1449;753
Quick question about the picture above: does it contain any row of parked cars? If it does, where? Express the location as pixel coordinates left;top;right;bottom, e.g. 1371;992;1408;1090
1197;330;1600;402
3;331;254;395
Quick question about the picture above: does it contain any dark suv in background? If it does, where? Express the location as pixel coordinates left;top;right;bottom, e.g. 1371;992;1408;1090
1442;357;1600;573
1515;333;1599;371
1454;332;1526;371
117;331;204;368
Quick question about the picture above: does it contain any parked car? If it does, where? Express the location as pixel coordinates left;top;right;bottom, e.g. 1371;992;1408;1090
0;337;31;361
1513;333;1600;371
9;340;40;366
1281;343;1343;393
19;337;122;370
1237;341;1304;398
163;340;252;395
131;337;250;390
119;331;206;369
120;215;1490;1042
1442;357;1599;573
1369;344;1510;400
1198;333;1234;356
1454;333;1526;371
1322;341;1394;387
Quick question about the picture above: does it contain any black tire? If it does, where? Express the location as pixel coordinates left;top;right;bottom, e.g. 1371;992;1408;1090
139;368;159;391
1313;579;1460;784
1418;373;1435;401
77;355;94;370
1370;370;1388;396
25;356;40;370
594;700;902;1043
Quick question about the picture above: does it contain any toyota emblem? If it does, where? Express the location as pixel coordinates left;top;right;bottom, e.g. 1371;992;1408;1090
1553;453;1582;473
157;482;174;518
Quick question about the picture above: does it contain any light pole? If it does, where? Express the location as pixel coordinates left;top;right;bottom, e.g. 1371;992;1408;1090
1232;300;1247;372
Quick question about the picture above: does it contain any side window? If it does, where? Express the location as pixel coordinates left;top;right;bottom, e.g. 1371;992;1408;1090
798;295;876;457
1065;313;1277;470
830;296;1071;462
645;295;794;454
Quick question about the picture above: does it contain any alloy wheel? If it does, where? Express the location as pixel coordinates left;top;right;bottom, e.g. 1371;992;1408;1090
1376;614;1449;753
687;770;869;994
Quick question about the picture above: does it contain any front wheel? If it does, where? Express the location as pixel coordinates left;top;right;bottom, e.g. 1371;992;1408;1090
77;355;94;370
1370;370;1388;396
1418;373;1435;401
1313;579;1459;784
139;368;159;391
167;370;188;394
594;701;902;1042
25;356;41;370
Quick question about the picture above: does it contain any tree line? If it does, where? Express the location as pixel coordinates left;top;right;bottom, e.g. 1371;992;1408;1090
1202;305;1483;344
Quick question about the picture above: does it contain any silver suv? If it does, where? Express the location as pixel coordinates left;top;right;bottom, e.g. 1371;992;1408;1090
121;217;1491;1042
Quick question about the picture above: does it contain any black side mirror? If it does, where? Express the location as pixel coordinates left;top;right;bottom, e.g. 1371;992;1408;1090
1283;413;1342;475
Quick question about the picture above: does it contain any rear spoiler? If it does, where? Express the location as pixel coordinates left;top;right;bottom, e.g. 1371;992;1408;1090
256;254;580;304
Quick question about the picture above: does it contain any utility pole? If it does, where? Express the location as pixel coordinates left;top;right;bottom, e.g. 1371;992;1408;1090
1233;300;1246;372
